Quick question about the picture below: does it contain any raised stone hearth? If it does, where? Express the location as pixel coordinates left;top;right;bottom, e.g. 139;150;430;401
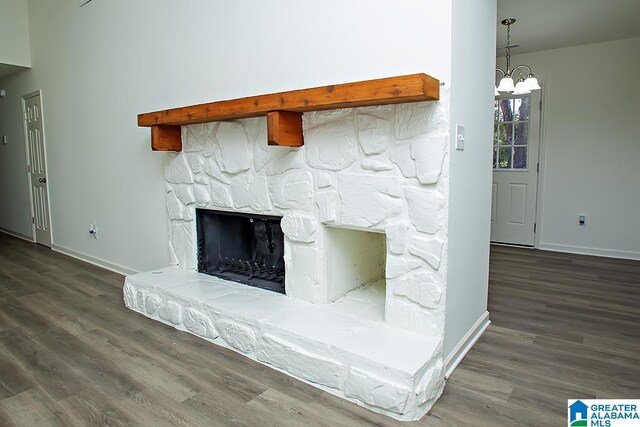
124;268;443;420
125;92;450;421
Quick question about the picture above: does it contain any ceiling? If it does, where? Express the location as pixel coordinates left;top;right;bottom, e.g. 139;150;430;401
497;0;640;55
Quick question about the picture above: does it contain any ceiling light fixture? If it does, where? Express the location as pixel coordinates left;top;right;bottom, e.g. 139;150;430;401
496;19;541;95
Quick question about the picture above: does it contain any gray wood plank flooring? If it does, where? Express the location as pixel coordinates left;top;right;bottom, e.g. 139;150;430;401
0;234;638;426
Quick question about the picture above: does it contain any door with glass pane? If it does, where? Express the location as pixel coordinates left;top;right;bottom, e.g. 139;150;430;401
491;90;541;246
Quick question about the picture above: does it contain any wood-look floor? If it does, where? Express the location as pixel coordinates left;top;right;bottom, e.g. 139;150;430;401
0;234;638;426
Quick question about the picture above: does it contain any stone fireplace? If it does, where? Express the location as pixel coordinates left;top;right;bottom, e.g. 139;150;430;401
124;90;450;421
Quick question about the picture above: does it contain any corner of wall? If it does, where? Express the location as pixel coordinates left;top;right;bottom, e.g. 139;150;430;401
444;0;496;361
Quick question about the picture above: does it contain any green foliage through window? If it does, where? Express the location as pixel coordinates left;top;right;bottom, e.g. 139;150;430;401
494;95;530;170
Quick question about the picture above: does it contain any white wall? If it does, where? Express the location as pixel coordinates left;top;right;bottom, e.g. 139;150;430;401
444;0;496;362
498;37;640;260
0;0;31;68
0;0;31;236
0;0;452;273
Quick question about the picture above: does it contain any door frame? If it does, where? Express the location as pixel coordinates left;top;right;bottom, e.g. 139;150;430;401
491;80;547;249
532;78;548;249
21;90;53;246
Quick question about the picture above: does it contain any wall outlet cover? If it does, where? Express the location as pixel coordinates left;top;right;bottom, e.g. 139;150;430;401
455;124;465;151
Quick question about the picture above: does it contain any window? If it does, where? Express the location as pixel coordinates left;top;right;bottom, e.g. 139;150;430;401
494;95;531;170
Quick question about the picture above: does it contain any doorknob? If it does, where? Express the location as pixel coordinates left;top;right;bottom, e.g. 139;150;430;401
39;178;47;183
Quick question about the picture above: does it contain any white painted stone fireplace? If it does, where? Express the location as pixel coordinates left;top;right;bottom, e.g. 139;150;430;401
124;92;450;421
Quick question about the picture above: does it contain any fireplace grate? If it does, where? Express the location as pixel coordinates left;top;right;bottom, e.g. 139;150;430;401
198;240;286;293
218;258;285;282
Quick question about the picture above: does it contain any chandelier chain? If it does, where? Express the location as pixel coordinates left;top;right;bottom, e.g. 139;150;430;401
505;21;511;74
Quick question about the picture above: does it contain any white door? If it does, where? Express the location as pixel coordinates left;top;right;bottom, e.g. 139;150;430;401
491;90;541;246
23;93;52;247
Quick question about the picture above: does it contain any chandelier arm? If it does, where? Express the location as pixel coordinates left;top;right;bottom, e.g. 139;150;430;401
512;64;533;78
495;68;506;77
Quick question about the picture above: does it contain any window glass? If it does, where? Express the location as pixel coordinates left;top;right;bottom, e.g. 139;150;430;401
493;94;530;170
513;146;527;169
498;146;512;169
514;122;528;145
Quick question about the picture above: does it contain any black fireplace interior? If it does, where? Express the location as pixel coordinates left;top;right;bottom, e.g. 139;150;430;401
196;209;285;294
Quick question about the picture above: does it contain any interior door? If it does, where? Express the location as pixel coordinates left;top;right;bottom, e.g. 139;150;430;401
24;93;52;247
491;90;541;246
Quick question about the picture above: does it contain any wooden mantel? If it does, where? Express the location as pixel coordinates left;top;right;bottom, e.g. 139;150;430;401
138;73;439;151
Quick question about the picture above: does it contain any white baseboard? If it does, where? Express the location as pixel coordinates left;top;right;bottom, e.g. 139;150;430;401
444;311;490;379
538;242;640;261
0;227;35;242
1;228;140;276
52;244;138;277
491;242;534;249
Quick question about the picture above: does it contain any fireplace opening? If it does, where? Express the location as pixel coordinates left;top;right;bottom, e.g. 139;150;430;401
196;209;285;293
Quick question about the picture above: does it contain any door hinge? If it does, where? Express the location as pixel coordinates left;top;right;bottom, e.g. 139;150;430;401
536;163;540;173
32;217;35;224
539;101;542;111
534;223;537;233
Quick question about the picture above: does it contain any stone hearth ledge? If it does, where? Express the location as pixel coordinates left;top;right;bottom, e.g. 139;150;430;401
124;267;444;421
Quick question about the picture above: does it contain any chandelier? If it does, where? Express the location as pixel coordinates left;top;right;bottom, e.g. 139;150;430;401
495;18;541;96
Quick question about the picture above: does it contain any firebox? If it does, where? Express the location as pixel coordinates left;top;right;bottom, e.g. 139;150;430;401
196;209;285;293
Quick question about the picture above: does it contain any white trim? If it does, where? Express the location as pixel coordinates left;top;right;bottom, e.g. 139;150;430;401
491;242;534;249
52;244;138;276
538;243;640;261
533;77;549;249
444;311;490;379
0;227;35;242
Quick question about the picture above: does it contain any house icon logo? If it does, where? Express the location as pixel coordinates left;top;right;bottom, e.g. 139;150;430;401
569;400;588;426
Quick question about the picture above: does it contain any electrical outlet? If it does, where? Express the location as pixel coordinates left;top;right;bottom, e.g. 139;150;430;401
89;224;98;238
578;215;586;226
2;136;7;145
